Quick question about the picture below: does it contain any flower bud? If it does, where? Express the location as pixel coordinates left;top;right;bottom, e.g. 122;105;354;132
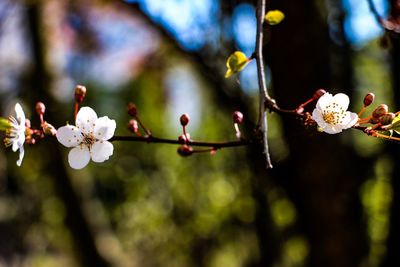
372;104;389;118
26;137;36;145
25;119;31;129
74;85;87;103
363;93;375;107
43;122;57;136
180;114;190;126
179;134;191;144
128;118;139;133
369;117;380;124
127;103;138;117
177;145;193;157
233;111;244;124
178;134;187;144
35;102;45;115
379;112;395;125
296;107;304;114
313;89;327;100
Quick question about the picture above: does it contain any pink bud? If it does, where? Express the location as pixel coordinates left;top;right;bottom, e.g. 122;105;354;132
128;119;139;133
313;89;326;100
177;145;193;157
363;93;375;107
372;104;388;118
180;114;190;126
178;134;187;144
232;111;244;124
74;85;87;103
25;119;31;128
379;112;395;125
35;102;45;115
127;103;138;117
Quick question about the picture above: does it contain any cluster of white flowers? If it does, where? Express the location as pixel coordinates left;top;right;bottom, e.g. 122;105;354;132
3;104;115;169
312;93;358;134
2;92;357;168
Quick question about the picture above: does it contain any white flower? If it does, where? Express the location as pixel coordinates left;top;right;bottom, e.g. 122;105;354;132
312;93;358;134
56;107;116;169
4;103;26;166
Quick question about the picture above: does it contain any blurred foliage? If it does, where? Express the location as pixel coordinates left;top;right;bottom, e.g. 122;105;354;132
0;0;397;266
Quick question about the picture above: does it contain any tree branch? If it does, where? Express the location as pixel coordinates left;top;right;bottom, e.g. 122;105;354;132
111;135;250;148
255;0;273;168
366;0;400;33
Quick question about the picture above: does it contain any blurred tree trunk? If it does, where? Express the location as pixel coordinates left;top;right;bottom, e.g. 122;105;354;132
266;1;367;267
382;1;400;266
25;3;110;267
122;3;281;266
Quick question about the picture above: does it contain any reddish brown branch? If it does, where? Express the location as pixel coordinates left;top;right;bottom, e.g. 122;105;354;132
110;135;251;148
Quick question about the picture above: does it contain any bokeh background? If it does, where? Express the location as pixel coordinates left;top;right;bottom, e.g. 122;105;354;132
0;0;398;266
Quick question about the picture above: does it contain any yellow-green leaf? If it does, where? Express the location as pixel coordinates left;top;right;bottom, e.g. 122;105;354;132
265;10;285;25
385;114;400;133
225;51;250;78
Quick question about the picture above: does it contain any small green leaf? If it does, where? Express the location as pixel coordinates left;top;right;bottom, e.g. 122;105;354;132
393;127;400;135
225;51;250;78
392;114;400;124
265;10;285;25
384;114;400;133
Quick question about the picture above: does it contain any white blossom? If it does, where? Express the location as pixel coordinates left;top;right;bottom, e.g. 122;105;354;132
56;107;116;169
4;103;26;166
312;93;358;134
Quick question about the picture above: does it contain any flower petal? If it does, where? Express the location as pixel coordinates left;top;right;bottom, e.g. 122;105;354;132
332;93;350;110
312;109;324;125
316;93;333;110
343;111;358;129
14;103;25;125
94;116;116;141
91;141;114;163
16;145;24;167
12;141;19;152
68;146;91;169
76;107;98;134
56;125;83;147
323;125;342;134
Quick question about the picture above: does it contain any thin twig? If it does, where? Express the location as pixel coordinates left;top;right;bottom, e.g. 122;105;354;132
366;0;400;33
110;135;250;148
255;0;273;168
366;0;384;25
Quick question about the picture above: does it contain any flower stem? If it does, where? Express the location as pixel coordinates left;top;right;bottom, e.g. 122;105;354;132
135;116;151;136
358;115;373;124
74;102;79;121
374;132;400;143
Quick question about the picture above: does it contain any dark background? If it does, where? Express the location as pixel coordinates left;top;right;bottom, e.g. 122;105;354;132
0;0;398;266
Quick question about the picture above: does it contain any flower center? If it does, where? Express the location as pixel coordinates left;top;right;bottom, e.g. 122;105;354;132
82;133;96;146
322;110;346;125
322;112;337;124
3;116;21;147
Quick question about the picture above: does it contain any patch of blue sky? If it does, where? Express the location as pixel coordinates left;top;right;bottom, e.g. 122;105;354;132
95;18;150;51
343;0;388;47
239;60;258;93
0;2;30;94
124;0;219;51
232;4;256;55
165;65;202;131
68;8;160;88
